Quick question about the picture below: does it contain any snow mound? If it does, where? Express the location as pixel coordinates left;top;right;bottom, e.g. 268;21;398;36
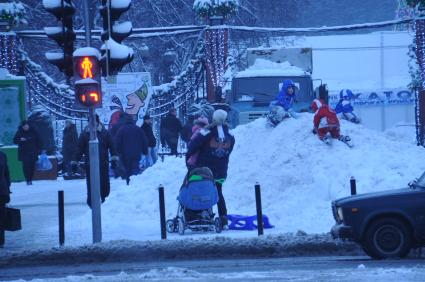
67;113;425;240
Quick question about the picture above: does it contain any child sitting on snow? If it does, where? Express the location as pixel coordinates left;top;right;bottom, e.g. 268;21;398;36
311;98;352;146
334;89;361;124
267;79;298;126
186;116;209;169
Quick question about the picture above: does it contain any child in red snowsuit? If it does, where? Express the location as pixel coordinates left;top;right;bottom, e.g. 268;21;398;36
311;99;341;140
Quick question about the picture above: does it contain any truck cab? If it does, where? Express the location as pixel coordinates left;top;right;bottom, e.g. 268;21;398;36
226;47;321;127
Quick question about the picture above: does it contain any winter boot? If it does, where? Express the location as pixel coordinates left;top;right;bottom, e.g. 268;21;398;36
338;135;353;147
320;135;331;145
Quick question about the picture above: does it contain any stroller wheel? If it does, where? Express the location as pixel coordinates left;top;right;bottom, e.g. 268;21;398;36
178;218;185;235
214;217;222;233
166;219;176;233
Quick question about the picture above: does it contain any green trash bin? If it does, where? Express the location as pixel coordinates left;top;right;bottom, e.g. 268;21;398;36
0;145;24;182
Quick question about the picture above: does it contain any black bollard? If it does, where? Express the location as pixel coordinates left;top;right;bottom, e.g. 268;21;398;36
255;183;264;236
350;177;357;196
158;185;167;239
58;190;65;246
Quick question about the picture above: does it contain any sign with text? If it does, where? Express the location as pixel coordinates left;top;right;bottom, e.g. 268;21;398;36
328;89;414;108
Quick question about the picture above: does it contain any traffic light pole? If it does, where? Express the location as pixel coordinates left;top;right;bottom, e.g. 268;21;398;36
82;0;92;46
81;0;101;244
88;107;102;243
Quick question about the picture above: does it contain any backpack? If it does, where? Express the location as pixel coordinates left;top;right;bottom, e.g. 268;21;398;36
209;135;232;158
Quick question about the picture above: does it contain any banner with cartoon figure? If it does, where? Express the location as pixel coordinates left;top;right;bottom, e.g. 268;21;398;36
98;72;153;128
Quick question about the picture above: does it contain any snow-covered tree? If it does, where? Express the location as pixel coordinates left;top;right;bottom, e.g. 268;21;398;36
0;0;27;29
193;0;239;18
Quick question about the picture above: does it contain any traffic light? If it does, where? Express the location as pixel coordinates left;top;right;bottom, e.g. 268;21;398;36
73;48;102;107
100;0;134;76
43;0;76;78
73;48;101;81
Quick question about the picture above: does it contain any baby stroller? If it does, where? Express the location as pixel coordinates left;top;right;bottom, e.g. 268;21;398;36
167;167;222;235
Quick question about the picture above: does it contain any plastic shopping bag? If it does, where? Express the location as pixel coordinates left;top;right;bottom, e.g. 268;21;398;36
36;151;53;171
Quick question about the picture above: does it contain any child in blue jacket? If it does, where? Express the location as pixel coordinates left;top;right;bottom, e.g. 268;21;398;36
334;89;361;124
267;79;297;126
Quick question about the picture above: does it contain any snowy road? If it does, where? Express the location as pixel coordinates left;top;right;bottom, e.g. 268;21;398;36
1;256;425;281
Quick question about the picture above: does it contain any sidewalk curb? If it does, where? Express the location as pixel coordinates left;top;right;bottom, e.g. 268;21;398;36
0;234;362;267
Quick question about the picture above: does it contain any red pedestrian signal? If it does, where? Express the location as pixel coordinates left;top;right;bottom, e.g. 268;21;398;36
74;56;99;80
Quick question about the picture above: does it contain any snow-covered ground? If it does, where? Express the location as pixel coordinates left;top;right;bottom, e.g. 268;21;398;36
4;113;424;251
5;265;425;281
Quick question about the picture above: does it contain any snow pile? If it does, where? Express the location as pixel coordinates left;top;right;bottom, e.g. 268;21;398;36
63;113;425;242
235;58;309;78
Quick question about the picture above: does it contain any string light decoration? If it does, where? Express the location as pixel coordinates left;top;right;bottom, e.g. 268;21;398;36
0;34;19;75
413;19;425;146
205;28;227;89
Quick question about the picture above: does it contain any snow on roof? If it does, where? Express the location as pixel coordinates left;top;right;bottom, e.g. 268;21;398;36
101;39;133;59
45;52;63;60
42;0;62;9
111;0;131;9
75;77;98;85
235;59;309;78
43;26;62;35
113;21;132;34
73;47;101;58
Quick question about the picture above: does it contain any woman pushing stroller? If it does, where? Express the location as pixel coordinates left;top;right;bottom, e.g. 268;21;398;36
182;109;235;231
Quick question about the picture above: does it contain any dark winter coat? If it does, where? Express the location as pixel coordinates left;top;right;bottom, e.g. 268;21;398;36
74;124;117;203
115;117;148;160
187;123;235;180
141;123;157;147
0;152;11;204
27;110;56;154
62;124;78;162
75;124;116;167
13;127;41;161
160;114;183;145
109;112;127;139
181;120;194;143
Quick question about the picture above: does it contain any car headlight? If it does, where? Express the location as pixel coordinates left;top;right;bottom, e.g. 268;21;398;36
337;207;344;221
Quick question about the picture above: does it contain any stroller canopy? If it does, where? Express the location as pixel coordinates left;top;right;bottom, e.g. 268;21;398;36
178;167;218;210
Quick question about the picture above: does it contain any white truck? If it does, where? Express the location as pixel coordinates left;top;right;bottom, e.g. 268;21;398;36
227;47;326;126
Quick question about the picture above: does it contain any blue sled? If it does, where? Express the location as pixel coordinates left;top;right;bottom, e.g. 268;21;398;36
227;214;274;231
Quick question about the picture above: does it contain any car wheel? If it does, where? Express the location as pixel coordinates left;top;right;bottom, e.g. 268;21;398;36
363;218;412;259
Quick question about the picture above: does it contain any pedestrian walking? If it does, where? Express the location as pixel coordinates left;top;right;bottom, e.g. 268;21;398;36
62;120;78;176
73;115;118;207
141;114;158;168
13;120;41;185
115;114;148;185
160;108;182;156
